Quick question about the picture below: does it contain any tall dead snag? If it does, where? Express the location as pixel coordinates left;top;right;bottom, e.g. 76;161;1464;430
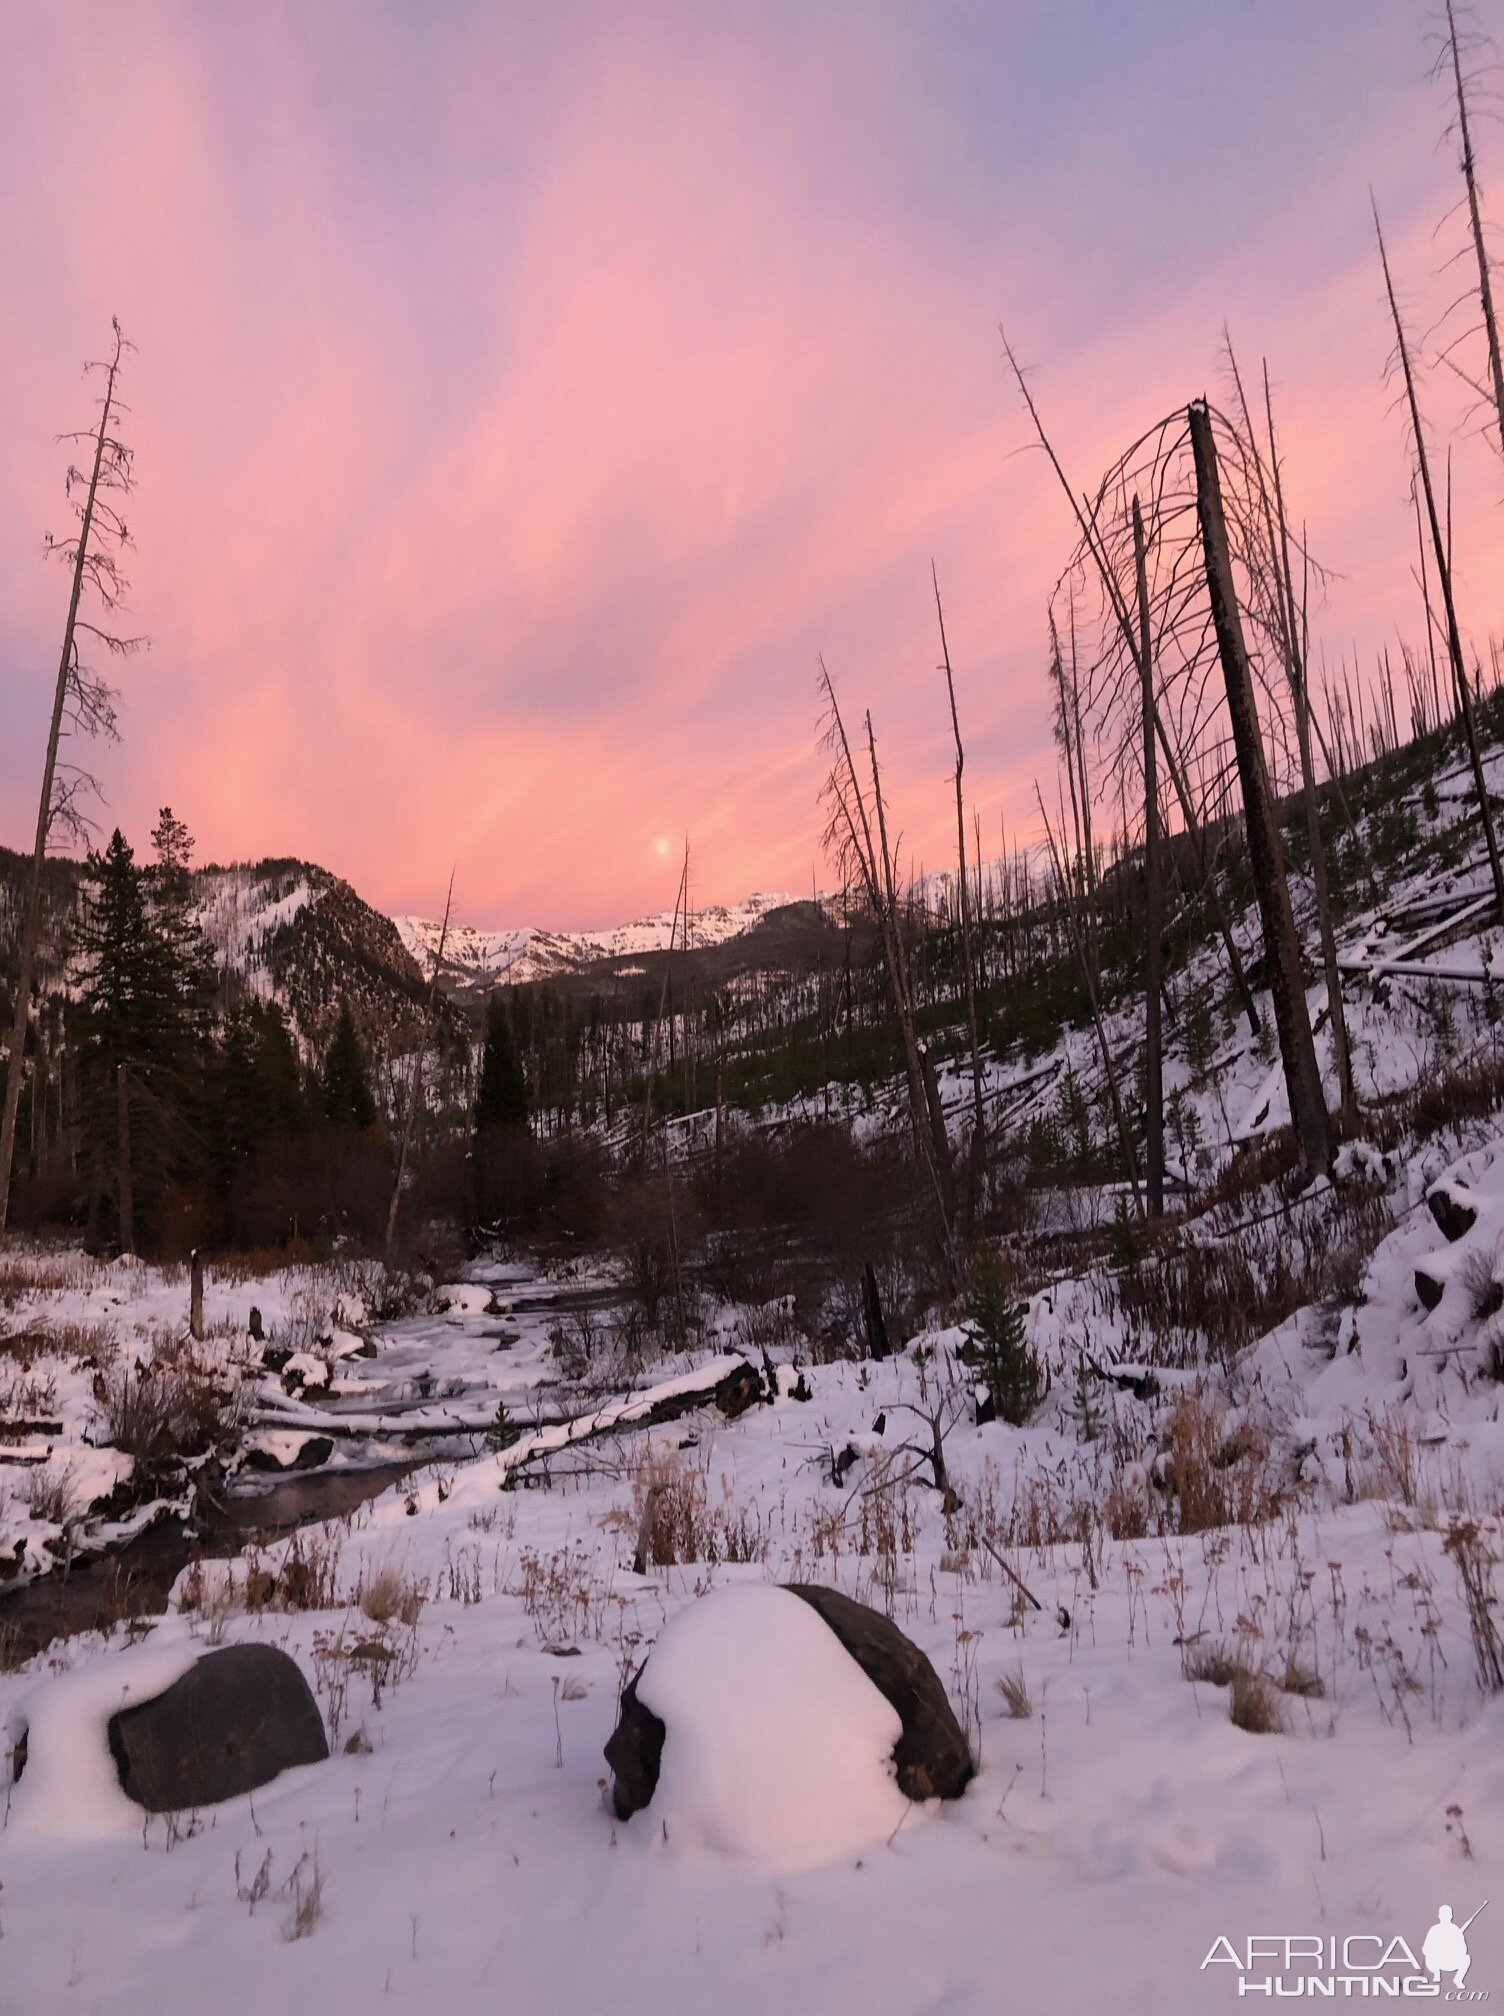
1131;497;1164;1216
1226;342;1357;1122
0;321;139;1231
1002;330;1263;1038
1436;0;1504;461
1376;206;1504;915
933;564;987;1204
1189;399;1333;1180
819;661;958;1283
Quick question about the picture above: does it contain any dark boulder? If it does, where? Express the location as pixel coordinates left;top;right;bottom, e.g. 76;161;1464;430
784;1584;974;1800
1415;1261;1448;1313
603;1584;973;1821
1427;1182;1479;1244
108;1644;328;1812
603;1670;666;1821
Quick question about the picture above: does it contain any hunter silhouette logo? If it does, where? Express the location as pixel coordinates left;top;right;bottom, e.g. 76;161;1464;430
1203;1902;1490;1997
1424;1904;1485;1992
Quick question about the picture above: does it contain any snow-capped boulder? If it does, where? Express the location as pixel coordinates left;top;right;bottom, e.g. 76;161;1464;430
7;1642;327;1833
243;1428;336;1473
1414;1244;1466;1313
784;1583;974;1800
1333;1140;1393;1187
105;1644;328;1813
605;1584;970;1870
436;1284;494;1316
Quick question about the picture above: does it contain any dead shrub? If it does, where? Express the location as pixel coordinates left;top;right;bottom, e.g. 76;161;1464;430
1460;1243;1504;1323
1116;1187;1391;1370
278;1532;343;1612
626;1450;765;1569
1161;1392;1288;1535
1104;1469;1151;1540
1443;1519;1504;1694
95;1346;242;1468
23;1464;77;1526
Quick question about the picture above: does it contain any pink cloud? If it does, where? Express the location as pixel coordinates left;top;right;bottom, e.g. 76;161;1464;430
0;1;1498;929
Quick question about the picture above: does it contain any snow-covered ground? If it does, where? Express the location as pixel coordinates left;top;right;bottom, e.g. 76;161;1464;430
5;1127;1504;2010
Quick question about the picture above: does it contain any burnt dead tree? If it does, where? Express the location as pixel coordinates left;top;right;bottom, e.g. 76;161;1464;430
1132;495;1164;1216
1376;205;1504;916
1225;341;1357;1122
1435;0;1504;462
1189;398;1333;1180
932;564;987;1208
0;321;140;1231
819;661;959;1284
1003;331;1263;1039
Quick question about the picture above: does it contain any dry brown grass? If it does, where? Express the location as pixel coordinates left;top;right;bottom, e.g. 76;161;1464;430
624;1449;767;1570
1162;1392;1290;1535
1228;1667;1285;1734
996;1666;1033;1718
0;1319;115;1371
1182;1639;1244;1687
1182;1640;1286;1730
356;1561;427;1628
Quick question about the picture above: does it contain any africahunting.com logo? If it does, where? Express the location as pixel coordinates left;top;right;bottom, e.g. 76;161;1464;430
1203;1903;1489;1998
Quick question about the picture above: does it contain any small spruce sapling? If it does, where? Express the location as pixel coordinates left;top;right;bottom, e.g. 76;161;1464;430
486;1400;522;1453
957;1250;1042;1426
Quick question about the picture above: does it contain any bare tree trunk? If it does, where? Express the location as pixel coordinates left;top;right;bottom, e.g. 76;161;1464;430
116;1062;135;1256
933;564;987;1179
1377;207;1504;914
189;1248;205;1342
1132;498;1164;1215
867;712;958;1238
1443;0;1504;462
0;331;126;1231
819;663;957;1280
1251;358;1357;1121
1189;399;1332;1180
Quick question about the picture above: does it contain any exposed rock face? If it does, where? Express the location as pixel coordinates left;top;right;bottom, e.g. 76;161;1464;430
107;1644;328;1812
783;1584;975;1801
604;1583;974;1821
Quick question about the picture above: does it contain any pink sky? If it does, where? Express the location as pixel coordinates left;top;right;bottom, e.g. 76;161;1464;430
0;0;1500;929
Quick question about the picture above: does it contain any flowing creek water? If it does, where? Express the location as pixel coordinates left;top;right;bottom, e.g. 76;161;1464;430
0;1258;619;1666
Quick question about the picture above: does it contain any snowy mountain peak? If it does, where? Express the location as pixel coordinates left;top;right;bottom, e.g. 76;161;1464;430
393;891;797;988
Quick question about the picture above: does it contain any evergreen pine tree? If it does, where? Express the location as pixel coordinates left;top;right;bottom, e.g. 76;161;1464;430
322;1002;377;1129
474;990;530;1224
76;831;165;1246
209;999;308;1196
148;807;217;1043
476;991;529;1131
